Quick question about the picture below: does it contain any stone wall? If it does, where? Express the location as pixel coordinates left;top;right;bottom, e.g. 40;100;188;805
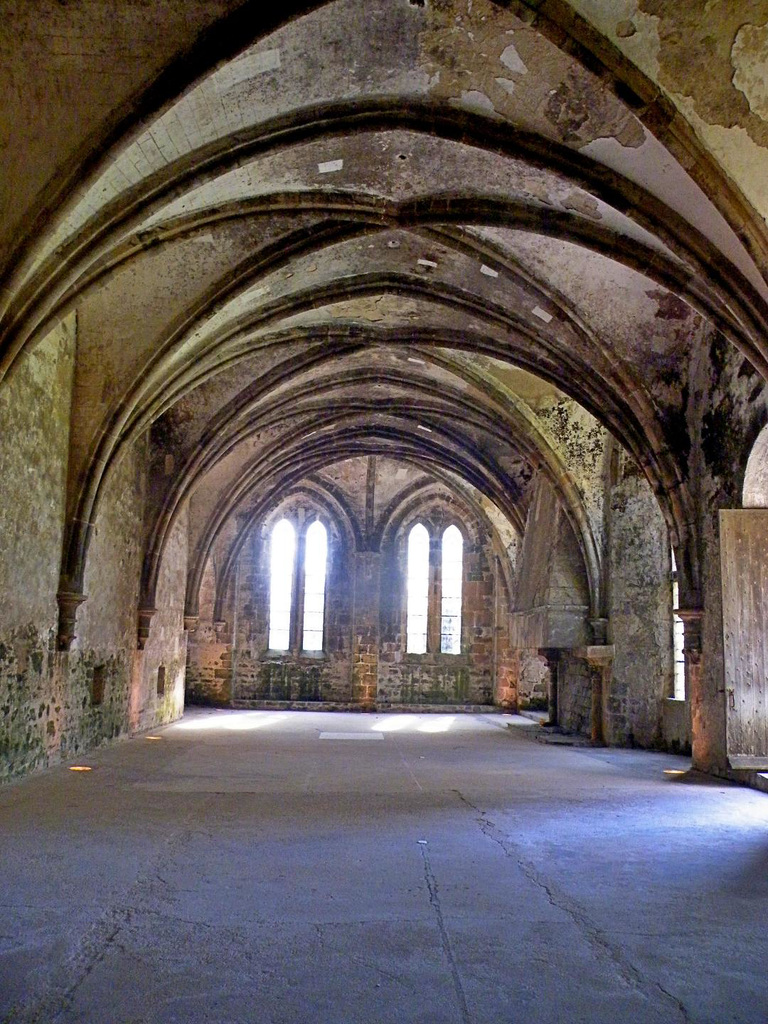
193;498;356;705
0;318;75;780
62;439;147;759
187;476;516;708
684;331;768;773
377;503;508;706
514;650;551;710
509;477;591;650
135;503;189;729
0;317;188;781
557;654;593;735
604;454;673;747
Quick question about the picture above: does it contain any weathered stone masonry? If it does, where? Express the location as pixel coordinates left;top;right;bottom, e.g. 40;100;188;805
5;0;768;785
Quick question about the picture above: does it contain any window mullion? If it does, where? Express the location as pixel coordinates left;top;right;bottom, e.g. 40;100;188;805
292;526;305;654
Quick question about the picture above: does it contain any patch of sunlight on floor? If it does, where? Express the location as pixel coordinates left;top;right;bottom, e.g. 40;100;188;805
418;716;455;733
173;712;287;732
372;716;418;732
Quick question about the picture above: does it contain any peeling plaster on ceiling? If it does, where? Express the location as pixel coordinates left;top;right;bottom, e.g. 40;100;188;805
676;95;768;230
2;0;768;608
732;22;768;121
569;0;768;232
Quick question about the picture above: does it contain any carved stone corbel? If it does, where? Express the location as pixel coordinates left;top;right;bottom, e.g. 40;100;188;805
56;591;86;651
137;607;157;650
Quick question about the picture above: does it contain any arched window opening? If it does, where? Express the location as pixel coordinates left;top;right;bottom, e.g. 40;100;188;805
407;523;430;654
671;547;685;699
441;525;463;654
302;520;328;651
269;519;296;650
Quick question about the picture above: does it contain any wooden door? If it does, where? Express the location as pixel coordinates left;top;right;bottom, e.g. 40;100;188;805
720;510;768;769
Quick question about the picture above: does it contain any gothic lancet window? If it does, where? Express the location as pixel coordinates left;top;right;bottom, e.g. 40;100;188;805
302;520;328;651
671;547;685;699
406;523;430;654
440;525;463;654
268;519;296;650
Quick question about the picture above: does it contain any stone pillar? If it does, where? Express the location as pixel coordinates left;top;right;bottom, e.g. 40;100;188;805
352;551;380;706
541;648;560;726
678;608;705;765
575;644;615;745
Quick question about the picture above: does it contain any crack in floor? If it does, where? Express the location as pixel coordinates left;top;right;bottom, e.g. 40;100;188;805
3;914;127;1024
3;795;218;1024
420;843;472;1024
452;790;692;1024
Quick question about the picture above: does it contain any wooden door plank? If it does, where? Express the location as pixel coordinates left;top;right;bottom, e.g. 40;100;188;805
721;510;768;763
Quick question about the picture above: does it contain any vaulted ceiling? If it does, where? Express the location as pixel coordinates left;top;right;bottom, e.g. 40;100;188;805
2;0;767;620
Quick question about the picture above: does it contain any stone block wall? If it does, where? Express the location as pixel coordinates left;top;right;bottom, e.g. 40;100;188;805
187;479;517;708
0;318;75;779
557;654;593;735
603;455;672;747
135;504;189;729
0;316;187;783
377;505;509;706
188;497;356;705
185;621;233;704
514;650;551;709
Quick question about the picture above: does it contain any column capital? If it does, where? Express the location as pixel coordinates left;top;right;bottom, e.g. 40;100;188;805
677;608;703;656
589;617;609;645
574;644;615;667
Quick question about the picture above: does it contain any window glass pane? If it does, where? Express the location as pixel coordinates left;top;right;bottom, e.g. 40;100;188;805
441;525;463;654
269;519;295;650
671;548;685;699
407;523;430;653
303;521;327;651
303;591;324;614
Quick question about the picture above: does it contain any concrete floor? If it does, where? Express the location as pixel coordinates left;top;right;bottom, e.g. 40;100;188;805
1;710;768;1024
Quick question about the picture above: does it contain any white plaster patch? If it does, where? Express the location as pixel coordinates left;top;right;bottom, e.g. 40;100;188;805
732;23;768;121
417;258;438;268
458;90;496;115
568;0;661;81
675;94;768;246
500;43;528;76
227;48;282;87
480;264;499;278
318;159;344;174
531;306;553;323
